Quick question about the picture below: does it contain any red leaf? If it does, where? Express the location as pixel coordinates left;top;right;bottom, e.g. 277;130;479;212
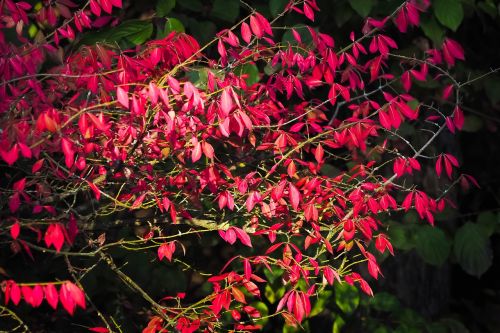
243;258;252;281
443;155;452;179
303;3;315;21
44;284;59;309
44;223;65;252
287;160;296;178
59;284;76;315
98;0;112;14
401;71;411;91
32;159;44;173
7;281;22;305
370;56;382;82
87;181;101;201
254;12;273;36
231;286;247;304
453;106;464;130
22;286;34;306
1;144;19;166
249;15;263;38
292;29;301;43
402;192;414;211
10;222;20;239
442;84;454;100
89;328;110;333
375;234;394;255
435;156;443;177
191;141;202;163
314;144;324;163
241;22;252;44
18;142;32;158
202;141;214;159
60;281;86;315
158;242;176;262
13;178;26;192
394;8;407;32
110;0;122;9
116;86;129;109
359;279;374;296
288;183;301;211
90;0;101;16
234;227;252;247
323;266;340;285
31;285;44;307
61;138;75;168
220;88;233;117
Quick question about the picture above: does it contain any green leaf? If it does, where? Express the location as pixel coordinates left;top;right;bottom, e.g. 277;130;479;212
269;0;288;17
420;16;445;45
211;0;240;22
370;292;400;312
177;0;203;12
187;19;216;45
415;225;451;266
454;222;493;277
332;316;346;333
348;0;375;17
478;1;498;18
264;284;276;303
310;290;332;317
282;26;313;46
427;322;448;333
234;63;260;86
440;318;470;333
397;308;426;327
28;24;38;38
334;283;359;314
126;23;153;45
484;77;500;105
477;212;498;237
108;20;153;45
433;0;464;31
462;115;483;132
163;18;185;35
186;67;208;88
252;301;269;326
387;222;416;250
156;0;176;17
334;2;354;27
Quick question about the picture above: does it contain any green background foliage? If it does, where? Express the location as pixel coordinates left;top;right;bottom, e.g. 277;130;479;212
3;0;500;332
